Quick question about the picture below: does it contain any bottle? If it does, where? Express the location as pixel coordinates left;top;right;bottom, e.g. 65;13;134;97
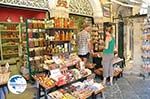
69;31;73;40
62;31;65;41
64;18;68;28
66;32;69;40
55;31;59;41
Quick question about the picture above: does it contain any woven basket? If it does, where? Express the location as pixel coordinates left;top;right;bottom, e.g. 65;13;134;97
0;72;10;85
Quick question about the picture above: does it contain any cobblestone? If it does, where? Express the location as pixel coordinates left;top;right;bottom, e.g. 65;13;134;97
97;75;150;99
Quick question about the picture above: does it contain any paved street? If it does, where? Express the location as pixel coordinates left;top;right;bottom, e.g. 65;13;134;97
97;75;150;99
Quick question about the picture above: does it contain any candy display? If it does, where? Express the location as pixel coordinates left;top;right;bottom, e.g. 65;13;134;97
33;74;55;89
48;90;77;99
63;79;104;99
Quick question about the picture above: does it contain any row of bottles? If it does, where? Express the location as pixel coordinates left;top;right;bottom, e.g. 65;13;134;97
45;18;75;28
28;20;45;29
46;44;68;54
46;31;73;41
27;18;75;29
0;24;18;30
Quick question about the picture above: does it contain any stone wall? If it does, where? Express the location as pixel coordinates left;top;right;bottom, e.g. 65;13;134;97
131;17;145;74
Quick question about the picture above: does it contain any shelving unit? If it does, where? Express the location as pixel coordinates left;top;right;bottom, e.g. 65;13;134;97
45;17;77;56
22;18;78;80
141;18;150;78
24;19;46;79
0;22;21;65
91;23;104;68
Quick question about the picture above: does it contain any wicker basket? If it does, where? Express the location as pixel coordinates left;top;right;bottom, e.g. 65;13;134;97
0;72;10;85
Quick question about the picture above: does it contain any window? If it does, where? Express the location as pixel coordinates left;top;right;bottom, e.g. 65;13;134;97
140;0;150;14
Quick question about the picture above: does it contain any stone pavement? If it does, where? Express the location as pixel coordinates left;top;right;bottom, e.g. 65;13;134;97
96;75;150;99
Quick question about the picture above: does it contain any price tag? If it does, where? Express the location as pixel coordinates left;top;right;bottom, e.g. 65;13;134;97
52;56;62;64
50;69;62;77
50;69;62;81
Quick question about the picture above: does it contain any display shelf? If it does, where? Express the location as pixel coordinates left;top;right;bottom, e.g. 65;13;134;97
0;57;19;65
29;47;46;51
2;44;19;47
141;17;150;79
49;40;70;44
0;30;19;32
29;56;43;61
3;53;18;56
35;73;105;99
34;73;92;98
27;28;46;32
46;27;77;30
0;22;21;62
0;22;19;24
1;38;19;40
91;24;104;68
24;19;47;80
29;38;45;41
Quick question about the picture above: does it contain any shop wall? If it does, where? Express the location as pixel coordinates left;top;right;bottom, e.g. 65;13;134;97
0;7;46;22
132;17;145;74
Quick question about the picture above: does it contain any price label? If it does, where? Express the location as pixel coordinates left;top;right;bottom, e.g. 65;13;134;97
50;69;62;77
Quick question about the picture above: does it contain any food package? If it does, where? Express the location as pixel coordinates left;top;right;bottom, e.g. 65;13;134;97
33;74;55;89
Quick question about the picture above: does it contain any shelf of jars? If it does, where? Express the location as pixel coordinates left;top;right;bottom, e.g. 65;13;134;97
91;24;104;68
45;17;78;55
22;18;78;80
0;22;21;64
24;19;46;78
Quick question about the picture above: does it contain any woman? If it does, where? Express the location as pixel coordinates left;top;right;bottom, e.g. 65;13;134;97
102;26;116;86
77;23;92;64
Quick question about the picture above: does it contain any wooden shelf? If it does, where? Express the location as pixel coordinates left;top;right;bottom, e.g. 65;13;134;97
3;53;18;56
2;44;19;47
0;57;19;65
46;27;77;30
49;40;70;44
0;22;19;24
27;29;45;32
1;38;19;40
29;38;44;41
0;30;19;32
29;47;46;51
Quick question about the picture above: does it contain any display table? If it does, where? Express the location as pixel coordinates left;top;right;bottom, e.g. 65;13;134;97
34;74;91;99
34;74;105;99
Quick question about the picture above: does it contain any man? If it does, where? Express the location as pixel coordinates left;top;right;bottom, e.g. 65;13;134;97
77;23;93;64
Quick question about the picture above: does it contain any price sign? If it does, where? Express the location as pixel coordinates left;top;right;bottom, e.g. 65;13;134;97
50;69;62;77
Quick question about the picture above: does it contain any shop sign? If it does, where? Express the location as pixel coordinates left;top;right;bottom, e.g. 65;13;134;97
0;0;48;10
103;4;111;18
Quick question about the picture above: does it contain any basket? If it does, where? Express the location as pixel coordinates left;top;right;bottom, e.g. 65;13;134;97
0;72;10;85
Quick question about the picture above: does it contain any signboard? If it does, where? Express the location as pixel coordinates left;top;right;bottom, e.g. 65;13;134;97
103;5;111;17
0;0;48;10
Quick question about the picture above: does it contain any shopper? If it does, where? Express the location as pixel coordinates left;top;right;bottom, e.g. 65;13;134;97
77;23;93;64
102;25;116;86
